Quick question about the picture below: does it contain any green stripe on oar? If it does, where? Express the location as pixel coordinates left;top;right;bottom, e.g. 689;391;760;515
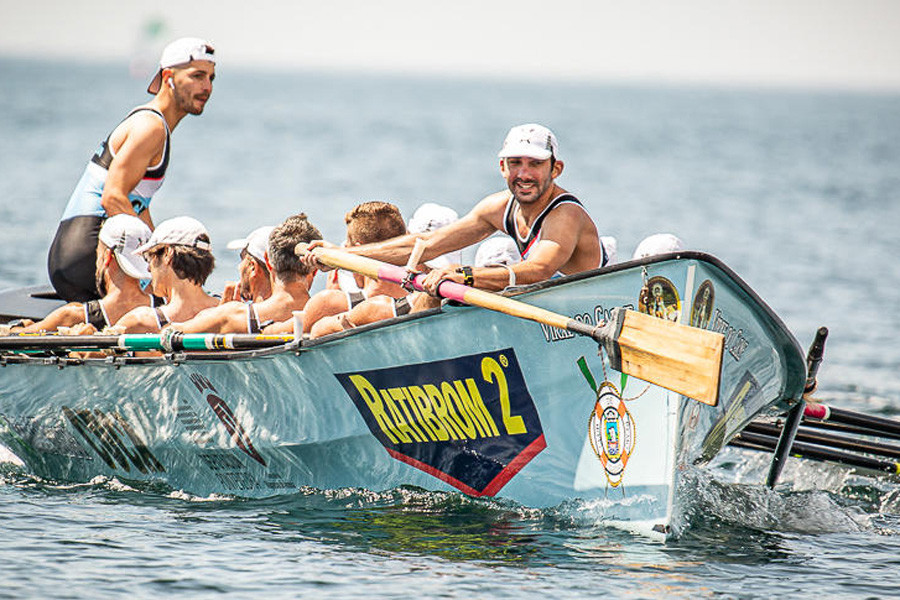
0;333;295;352
302;244;725;405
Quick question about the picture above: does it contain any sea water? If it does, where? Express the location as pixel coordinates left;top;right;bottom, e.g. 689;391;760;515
1;58;899;598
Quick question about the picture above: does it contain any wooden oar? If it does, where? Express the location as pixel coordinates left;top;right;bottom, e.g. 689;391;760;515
298;244;724;405
0;333;295;353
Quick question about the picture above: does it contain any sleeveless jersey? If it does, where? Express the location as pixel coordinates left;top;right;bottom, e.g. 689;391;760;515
501;193;606;271
60;107;170;221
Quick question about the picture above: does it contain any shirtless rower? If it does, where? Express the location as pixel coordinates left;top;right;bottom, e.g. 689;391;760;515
307;124;608;293
48;38;216;301
168;214;322;335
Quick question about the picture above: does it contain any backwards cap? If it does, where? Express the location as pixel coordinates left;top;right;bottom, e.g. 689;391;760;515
227;226;274;263
147;37;216;94
98;214;152;279
134;216;212;255
498;123;559;161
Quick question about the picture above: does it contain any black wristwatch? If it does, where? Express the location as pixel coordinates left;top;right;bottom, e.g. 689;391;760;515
456;265;475;287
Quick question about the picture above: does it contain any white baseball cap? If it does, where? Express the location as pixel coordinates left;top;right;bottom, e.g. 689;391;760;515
147;37;216;94
227;226;274;263
98;215;152;279
475;236;522;268
632;233;685;260
498;124;559;161
134;216;212;255
408;203;459;234
407;203;463;268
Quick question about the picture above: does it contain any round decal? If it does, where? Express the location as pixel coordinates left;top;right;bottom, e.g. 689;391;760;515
588;382;636;487
638;276;681;322
690;279;715;329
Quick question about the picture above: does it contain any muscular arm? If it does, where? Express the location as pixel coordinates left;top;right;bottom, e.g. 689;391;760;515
343;192;508;265
421;203;598;292
100;112;167;217
169;302;247;334
14;303;85;333
113;306;162;334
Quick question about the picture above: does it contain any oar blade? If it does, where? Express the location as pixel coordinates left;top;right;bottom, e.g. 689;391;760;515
615;310;724;406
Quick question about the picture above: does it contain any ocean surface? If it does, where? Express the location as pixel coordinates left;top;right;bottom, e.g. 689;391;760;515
1;58;900;598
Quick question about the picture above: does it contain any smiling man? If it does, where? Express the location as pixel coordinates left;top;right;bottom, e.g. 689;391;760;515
312;124;607;292
48;37;217;302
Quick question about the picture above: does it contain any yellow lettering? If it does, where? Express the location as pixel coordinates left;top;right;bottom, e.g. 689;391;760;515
454;379;499;438
404;386;443;441
482;357;526;435
424;384;464;440
379;389;414;444
442;381;477;439
348;375;401;444
389;387;428;442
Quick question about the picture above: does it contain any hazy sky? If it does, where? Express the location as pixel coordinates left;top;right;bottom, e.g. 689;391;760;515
2;0;899;90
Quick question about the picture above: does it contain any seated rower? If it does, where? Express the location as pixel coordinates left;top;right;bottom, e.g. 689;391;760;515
266;202;409;335
7;215;156;334
168;214;322;334
309;124;609;294
221;225;274;303
98;216;219;334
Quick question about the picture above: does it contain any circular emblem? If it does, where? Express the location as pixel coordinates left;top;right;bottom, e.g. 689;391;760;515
638;276;681;322
690;280;715;329
588;382;636;487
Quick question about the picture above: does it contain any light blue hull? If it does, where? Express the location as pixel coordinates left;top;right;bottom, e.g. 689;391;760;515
0;253;806;537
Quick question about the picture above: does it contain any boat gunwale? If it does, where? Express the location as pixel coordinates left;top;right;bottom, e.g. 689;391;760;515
0;253;804;376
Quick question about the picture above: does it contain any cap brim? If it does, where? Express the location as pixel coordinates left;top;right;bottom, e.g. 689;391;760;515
115;250;151;280
498;144;553;160
227;238;250;251
147;70;163;94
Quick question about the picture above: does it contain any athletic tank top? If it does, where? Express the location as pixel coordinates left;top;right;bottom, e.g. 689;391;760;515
392;296;411;317
501;193;606;271
246;302;261;334
60;107;171;221
154;306;170;330
346;290;367;309
84;295;157;330
83;299;110;330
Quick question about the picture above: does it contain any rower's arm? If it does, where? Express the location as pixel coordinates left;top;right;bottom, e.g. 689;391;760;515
345;193;505;265
170;303;242;334
100;114;166;217
13;303;84;334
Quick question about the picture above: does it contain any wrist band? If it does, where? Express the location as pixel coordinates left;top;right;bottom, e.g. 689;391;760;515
499;264;516;287
456;265;475;287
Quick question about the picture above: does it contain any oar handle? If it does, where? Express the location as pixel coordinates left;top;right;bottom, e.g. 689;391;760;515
304;245;618;344
804;326;828;394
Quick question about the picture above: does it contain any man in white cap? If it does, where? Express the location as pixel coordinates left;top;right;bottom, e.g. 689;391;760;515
631;233;685;260
108;216;219;333
220;226;275;303
306;124;606;292
407;202;463;269
169;214;322;335
7;215;157;334
48;37;216;302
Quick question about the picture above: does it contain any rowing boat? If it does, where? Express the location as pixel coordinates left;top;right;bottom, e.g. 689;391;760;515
0;252;806;539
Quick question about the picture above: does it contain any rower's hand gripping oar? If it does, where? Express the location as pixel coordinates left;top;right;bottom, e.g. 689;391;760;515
297;243;725;405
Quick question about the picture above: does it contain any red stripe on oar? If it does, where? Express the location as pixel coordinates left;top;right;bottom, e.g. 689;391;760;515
804;403;831;420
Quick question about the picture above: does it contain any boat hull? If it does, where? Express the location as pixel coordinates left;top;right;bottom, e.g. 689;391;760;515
0;253;806;537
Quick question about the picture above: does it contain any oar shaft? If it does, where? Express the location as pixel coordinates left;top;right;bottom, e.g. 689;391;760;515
746;421;900;461
0;333;295;352
804;404;900;440
732;430;900;475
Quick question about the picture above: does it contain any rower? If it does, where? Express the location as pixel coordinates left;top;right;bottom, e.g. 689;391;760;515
5;215;155;334
269;202;410;335
304;124;611;293
96;216;219;334
166;214;322;335
220;225;275;303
